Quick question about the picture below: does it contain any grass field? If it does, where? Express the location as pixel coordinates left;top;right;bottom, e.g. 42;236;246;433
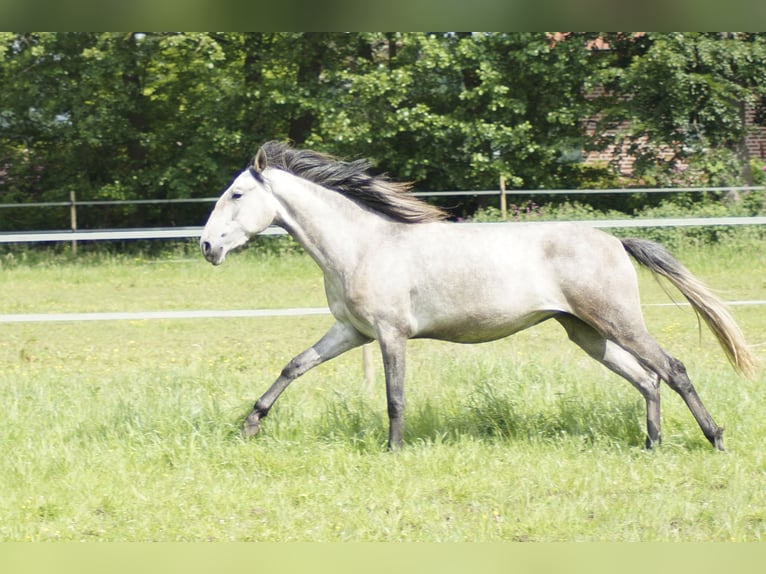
1;238;765;541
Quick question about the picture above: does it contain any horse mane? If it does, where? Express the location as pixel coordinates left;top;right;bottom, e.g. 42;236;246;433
253;141;448;224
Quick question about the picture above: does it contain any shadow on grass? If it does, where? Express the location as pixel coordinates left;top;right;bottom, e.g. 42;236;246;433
309;383;650;452
75;385;714;454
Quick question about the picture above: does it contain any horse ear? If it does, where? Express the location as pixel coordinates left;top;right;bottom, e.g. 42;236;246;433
254;147;268;172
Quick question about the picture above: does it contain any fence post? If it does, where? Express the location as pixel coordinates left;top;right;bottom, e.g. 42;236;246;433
499;175;507;220
70;190;78;256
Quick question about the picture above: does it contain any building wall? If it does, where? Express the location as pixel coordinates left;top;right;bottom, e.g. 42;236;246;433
583;99;766;177
744;104;766;160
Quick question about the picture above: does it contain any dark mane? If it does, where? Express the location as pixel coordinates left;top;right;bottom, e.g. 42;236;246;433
253;141;448;223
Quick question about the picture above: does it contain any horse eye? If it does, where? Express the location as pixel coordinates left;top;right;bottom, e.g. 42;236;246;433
231;192;243;200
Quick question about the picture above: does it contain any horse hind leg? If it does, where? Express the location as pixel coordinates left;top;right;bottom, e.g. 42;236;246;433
573;310;725;451
555;314;662;449
658;354;725;450
599;311;726;451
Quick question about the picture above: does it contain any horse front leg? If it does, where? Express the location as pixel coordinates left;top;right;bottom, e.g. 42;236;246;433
378;330;408;450
243;321;370;438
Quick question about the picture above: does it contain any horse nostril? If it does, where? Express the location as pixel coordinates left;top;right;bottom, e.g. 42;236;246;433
201;241;211;255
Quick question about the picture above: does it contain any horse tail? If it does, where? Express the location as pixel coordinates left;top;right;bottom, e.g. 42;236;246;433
621;237;759;379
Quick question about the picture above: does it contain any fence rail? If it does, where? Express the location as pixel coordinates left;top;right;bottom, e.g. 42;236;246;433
4;216;766;245
1;186;764;245
0;226;283;243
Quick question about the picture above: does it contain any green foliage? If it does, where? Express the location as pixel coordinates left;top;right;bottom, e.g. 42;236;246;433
591;33;766;185
2;33;766;232
317;33;594;191
751;158;766;185
471;188;766;250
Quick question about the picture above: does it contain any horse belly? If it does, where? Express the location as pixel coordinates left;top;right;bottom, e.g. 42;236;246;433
409;271;561;343
414;307;556;343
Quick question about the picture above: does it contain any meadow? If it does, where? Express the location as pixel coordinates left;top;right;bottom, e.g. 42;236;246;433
0;237;765;541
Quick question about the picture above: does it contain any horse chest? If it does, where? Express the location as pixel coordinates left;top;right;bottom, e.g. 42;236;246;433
322;273;377;334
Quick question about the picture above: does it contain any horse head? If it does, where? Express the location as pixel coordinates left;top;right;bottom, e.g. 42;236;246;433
200;148;278;265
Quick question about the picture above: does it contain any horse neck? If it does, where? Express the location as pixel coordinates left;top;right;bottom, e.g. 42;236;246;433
268;169;389;270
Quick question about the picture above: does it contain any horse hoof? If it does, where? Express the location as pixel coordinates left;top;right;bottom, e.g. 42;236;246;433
644;436;661;450
242;415;261;439
713;436;725;452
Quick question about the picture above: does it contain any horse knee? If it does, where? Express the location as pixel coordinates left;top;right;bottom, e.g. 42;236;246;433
280;361;301;380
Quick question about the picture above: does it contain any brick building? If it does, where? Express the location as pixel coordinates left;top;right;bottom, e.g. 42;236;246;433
582;100;766;179
744;104;766;161
560;32;766;180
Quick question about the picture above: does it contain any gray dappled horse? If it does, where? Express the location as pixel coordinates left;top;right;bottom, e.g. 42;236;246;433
201;141;757;451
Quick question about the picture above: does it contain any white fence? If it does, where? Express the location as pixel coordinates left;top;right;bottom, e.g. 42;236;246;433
1;186;765;245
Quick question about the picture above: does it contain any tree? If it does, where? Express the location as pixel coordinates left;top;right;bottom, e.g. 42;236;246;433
590;32;766;187
0;32;244;229
3;32;765;233
308;32;596;193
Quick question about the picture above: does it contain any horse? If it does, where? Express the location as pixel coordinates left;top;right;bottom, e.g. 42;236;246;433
200;141;758;451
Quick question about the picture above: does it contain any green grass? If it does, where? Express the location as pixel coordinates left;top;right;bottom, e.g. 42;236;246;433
1;240;765;541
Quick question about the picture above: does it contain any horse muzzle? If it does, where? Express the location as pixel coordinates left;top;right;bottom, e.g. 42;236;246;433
200;238;225;265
